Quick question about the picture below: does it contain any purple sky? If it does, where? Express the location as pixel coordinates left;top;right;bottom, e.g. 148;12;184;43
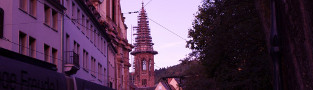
121;0;202;71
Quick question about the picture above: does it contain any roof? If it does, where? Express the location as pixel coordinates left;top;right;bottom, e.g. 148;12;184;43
172;78;181;84
160;82;171;90
155;82;177;90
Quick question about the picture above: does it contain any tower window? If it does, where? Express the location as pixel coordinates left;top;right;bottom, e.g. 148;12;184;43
142;60;146;70
148;60;150;71
142;79;147;86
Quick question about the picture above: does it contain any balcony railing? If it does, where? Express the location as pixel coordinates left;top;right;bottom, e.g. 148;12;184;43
65;51;79;67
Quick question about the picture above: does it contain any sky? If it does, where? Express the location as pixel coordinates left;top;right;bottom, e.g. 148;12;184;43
120;0;202;71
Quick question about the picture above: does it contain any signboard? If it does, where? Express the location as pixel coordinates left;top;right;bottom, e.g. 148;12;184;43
0;52;67;90
75;77;113;90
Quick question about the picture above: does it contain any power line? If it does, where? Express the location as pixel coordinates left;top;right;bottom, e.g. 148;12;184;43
154;64;162;69
3;1;106;76
148;18;188;41
144;0;153;7
123;0;153;14
2;0;133;79
1;34;108;77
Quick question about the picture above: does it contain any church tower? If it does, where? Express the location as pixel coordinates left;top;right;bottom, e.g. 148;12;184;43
131;3;158;88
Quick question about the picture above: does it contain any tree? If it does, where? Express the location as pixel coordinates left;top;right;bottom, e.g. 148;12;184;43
186;0;273;89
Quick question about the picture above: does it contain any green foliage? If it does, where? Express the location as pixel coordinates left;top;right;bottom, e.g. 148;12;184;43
186;0;273;89
154;63;189;84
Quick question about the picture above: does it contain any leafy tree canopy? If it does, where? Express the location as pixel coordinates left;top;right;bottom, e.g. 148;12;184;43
186;0;273;89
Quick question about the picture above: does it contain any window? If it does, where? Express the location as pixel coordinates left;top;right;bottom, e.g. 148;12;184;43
109;82;112;88
19;32;27;55
142;79;147;86
86;20;89;38
91;57;96;76
103;41;106;54
29;36;36;58
29;0;36;16
94;30;97;46
44;5;51;26
121;75;123;87
0;8;3;38
98;34;100;48
82;15;85;33
98;63;102;80
65;34;70;62
90;25;93;42
20;0;27;11
44;44;50;62
72;2;75;18
104;68;106;79
66;0;70;15
74;41;77;52
112;0;115;22
52;10;58;30
65;34;70;53
83;50;88;69
142;60;146;70
106;0;110;18
77;9;80;25
101;37;103;53
149;60;153;71
52;48;57;65
74;41;80;55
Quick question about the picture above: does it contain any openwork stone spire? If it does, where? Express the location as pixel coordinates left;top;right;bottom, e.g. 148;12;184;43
131;3;157;55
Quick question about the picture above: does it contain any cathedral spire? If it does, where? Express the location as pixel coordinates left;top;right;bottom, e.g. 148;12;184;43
142;1;144;8
131;2;157;88
131;2;158;55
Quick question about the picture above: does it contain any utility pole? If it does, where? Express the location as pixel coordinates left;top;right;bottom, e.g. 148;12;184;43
270;0;282;90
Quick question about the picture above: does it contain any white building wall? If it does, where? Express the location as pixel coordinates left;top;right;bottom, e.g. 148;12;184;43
0;0;13;49
0;0;110;87
63;0;109;86
0;0;63;72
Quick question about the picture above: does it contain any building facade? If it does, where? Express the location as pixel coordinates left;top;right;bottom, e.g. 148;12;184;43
0;0;65;73
131;3;158;88
62;0;109;86
0;0;132;89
